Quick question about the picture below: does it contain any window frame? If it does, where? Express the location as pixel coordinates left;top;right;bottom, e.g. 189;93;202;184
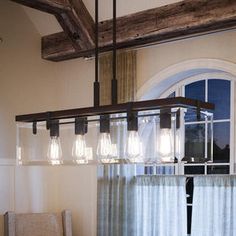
159;72;235;174
158;73;235;235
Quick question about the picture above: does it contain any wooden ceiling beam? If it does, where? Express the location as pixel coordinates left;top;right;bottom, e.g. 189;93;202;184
41;0;236;61
11;0;95;50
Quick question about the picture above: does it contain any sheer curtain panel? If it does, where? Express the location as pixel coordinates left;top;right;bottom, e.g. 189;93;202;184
97;164;140;236
135;176;187;236
191;176;236;236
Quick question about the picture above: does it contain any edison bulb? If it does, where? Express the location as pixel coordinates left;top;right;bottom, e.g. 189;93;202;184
126;130;143;163
159;128;173;162
72;134;87;164
47;136;62;165
97;133;112;163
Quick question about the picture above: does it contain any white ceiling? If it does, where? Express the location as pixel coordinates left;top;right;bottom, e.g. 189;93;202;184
22;0;181;36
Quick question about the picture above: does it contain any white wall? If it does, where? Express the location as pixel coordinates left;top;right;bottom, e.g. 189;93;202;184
137;30;236;91
1;1;236;236
0;1;97;236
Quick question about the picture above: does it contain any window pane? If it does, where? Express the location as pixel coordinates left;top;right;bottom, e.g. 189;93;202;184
184;166;204;175
185;80;205;101
156;166;174;175
185;80;205;121
213;122;230;163
185;124;205;158
208;79;230;120
145;166;154;174
167;92;175;98
207;165;229;174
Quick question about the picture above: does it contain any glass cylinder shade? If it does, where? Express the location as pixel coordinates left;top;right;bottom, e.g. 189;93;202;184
16;118;98;165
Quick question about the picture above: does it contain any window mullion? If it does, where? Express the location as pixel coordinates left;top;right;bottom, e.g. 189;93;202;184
205;79;208;161
230;80;235;174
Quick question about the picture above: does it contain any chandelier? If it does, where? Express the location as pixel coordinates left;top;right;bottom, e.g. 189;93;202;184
15;0;214;166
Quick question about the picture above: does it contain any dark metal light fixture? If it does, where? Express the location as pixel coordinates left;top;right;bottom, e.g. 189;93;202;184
15;0;215;165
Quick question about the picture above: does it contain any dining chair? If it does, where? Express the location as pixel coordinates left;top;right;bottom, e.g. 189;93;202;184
4;210;72;236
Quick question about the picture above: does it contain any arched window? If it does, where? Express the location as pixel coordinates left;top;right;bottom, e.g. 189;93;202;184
160;72;234;175
160;72;235;235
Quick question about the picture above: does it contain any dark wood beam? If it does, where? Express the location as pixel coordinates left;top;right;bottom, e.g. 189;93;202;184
11;0;95;50
42;0;236;61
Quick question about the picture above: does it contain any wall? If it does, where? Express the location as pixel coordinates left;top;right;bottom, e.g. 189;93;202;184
137;30;236;91
0;1;97;236
1;1;236;236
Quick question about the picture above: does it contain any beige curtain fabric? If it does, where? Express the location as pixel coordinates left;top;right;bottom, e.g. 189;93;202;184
99;50;137;105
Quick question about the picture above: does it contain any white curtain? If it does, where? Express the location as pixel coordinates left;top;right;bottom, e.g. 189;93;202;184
135;176;187;236
191;176;236;236
97;171;186;236
97;164;143;236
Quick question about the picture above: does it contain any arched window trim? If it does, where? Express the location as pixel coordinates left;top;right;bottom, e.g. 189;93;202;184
160;72;235;174
138;63;236;174
137;59;236;101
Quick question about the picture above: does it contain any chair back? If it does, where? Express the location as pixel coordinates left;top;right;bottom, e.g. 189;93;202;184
4;210;72;236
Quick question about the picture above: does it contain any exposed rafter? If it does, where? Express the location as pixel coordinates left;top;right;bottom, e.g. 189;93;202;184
12;0;95;50
43;0;236;61
11;0;236;61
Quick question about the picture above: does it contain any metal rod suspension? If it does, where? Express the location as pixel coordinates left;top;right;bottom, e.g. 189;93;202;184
94;0;100;107
112;0;118;105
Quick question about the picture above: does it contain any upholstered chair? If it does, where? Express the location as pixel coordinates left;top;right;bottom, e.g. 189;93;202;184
4;210;72;236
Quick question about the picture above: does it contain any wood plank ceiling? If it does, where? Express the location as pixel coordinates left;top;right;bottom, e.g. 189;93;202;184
11;0;236;62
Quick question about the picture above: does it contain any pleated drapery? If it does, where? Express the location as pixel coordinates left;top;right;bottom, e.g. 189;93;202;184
97;165;138;236
191;176;236;236
97;172;187;236
99;50;137;105
135;176;187;236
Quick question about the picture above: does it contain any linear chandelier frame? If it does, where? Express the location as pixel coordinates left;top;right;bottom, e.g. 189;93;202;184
15;0;215;166
15;97;214;123
15;0;214;123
